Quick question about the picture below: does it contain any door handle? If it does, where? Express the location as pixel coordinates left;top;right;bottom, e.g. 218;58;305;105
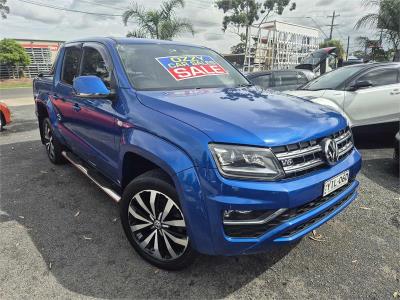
73;103;81;112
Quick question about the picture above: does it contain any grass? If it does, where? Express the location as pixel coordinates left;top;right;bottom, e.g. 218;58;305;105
0;78;33;89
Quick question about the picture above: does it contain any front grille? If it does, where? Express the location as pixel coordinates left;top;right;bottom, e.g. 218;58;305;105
272;127;354;178
224;180;354;238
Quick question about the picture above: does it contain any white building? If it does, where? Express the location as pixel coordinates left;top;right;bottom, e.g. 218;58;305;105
244;20;322;72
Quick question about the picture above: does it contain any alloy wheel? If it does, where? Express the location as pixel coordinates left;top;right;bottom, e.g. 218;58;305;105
43;122;55;161
128;190;188;261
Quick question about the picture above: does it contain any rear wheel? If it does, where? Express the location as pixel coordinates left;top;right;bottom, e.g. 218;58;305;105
42;118;66;164
120;169;197;270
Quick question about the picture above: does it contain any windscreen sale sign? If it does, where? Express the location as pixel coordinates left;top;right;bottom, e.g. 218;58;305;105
156;55;228;81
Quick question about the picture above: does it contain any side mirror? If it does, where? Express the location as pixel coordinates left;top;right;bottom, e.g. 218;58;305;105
349;80;373;91
73;75;111;99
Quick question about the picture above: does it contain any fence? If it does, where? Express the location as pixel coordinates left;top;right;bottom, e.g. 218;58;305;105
0;46;53;80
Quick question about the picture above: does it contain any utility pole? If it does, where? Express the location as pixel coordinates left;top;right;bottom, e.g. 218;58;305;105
346;36;350;60
326;10;340;40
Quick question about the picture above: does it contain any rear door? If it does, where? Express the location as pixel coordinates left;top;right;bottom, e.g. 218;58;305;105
344;66;400;127
53;43;83;152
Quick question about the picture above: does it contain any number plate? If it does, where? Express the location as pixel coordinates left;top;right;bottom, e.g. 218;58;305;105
323;170;350;196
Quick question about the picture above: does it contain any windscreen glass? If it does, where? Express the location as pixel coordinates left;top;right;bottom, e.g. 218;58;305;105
300;65;365;91
117;43;249;91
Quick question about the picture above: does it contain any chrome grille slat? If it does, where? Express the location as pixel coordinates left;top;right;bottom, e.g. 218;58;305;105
275;145;322;160
283;158;324;174
334;130;352;144
272;128;354;178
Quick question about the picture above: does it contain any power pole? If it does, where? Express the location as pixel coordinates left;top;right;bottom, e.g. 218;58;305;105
326;10;340;40
346;36;350;60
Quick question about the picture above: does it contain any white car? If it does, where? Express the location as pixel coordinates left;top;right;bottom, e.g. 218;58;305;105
286;63;400;133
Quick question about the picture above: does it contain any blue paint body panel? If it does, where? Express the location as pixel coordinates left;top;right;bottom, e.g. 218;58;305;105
33;37;362;256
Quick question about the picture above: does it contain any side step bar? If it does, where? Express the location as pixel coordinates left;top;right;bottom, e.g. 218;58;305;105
61;151;121;203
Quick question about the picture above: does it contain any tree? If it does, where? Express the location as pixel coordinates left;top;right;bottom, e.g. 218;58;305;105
122;0;194;40
355;0;400;58
216;0;295;54
0;39;30;66
319;39;345;59
0;39;30;78
0;0;9;19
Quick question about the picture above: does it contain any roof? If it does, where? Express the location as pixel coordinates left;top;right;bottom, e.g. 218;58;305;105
10;38;65;43
246;69;313;78
65;37;203;48
341;62;400;70
254;20;321;38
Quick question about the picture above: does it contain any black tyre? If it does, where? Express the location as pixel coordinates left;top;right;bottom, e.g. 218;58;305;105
42;118;66;164
0;113;4;132
120;169;197;270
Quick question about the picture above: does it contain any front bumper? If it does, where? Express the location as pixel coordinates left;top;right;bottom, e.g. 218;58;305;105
189;148;362;256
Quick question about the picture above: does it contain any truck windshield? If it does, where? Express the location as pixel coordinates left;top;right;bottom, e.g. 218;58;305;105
117;43;250;91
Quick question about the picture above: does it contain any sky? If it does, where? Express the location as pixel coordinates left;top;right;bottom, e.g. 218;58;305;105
1;0;378;54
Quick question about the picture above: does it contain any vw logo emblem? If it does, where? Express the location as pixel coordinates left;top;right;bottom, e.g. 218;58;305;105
321;138;339;165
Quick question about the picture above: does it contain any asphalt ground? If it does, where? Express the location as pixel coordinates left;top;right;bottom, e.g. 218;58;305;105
0;88;399;299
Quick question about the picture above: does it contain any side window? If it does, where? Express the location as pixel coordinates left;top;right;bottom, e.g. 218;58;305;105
61;46;82;85
274;72;298;87
81;47;111;87
357;68;398;87
251;74;271;89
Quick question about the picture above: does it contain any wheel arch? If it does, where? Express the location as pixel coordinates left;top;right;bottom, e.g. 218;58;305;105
119;133;214;254
119;130;195;190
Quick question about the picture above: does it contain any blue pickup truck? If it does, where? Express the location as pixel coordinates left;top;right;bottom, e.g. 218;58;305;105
33;37;361;270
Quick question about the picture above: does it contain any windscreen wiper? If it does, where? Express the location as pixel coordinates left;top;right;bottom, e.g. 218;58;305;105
237;83;253;87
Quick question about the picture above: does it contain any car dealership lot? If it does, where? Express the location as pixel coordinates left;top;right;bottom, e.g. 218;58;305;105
0;90;399;299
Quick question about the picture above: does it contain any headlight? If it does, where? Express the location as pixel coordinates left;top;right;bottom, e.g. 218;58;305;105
209;144;284;180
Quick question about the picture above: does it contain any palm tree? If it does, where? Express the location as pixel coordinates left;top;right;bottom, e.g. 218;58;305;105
355;0;400;60
122;0;194;40
354;0;380;30
0;0;10;19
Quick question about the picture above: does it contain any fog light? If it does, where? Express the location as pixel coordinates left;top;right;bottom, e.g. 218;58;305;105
223;209;269;222
222;208;287;225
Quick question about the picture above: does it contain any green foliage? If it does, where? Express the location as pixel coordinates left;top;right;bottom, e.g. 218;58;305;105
215;0;295;34
319;39;345;59
216;0;295;54
355;0;400;51
215;0;260;33
122;0;194;40
261;0;296;16
0;0;10;19
231;41;246;54
0;39;30;66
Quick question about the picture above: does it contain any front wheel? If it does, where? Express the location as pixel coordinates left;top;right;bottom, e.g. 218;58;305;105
42;118;66;164
120;169;197;270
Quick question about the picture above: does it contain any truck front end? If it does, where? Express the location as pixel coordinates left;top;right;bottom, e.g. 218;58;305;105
182;127;361;256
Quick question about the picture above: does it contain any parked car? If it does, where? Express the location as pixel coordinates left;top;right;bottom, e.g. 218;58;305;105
246;69;315;91
0;102;11;131
33;37;361;270
296;47;338;75
394;132;399;164
286;63;400;135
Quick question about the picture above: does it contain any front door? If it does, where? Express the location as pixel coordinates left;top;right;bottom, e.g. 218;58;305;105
70;43;123;182
344;67;400;127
